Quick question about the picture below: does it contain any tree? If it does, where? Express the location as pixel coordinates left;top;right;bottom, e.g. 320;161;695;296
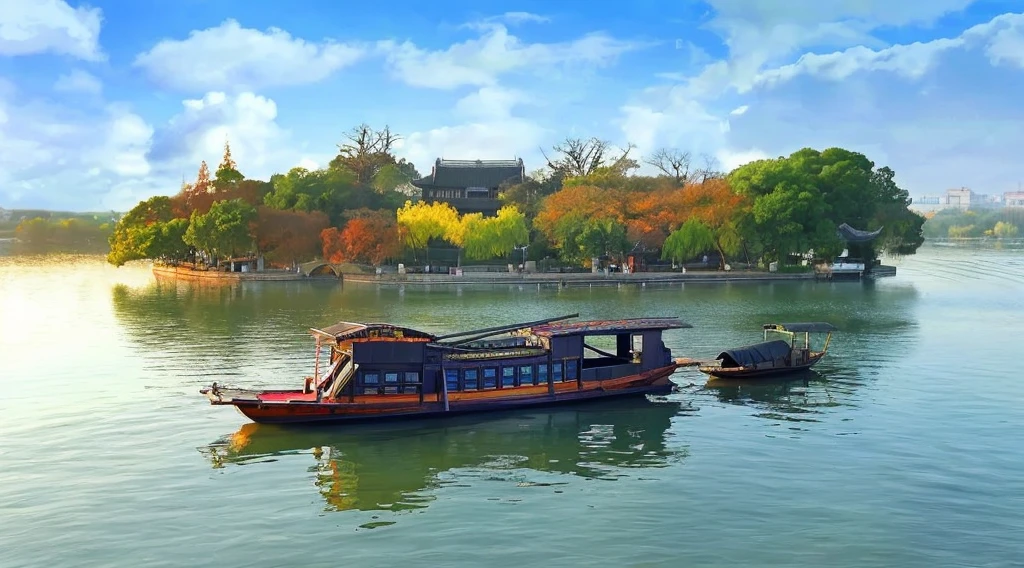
693;153;724;184
107;196;176;266
329;124;401;185
645;148;691;185
662;218;715;265
681;179;748;269
184;199;257;262
993;221;1019;238
395;200;461;262
148;218;191;261
322;210;402;266
214;140;244;190
254;206;329;267
183;161;213;210
461;206;530;261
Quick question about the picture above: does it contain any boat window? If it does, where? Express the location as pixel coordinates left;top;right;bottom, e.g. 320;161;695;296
363;372;380;385
464;368;479;390
445;369;460;392
537;364;548;384
362;387;379;395
519;365;533;385
383;386;399;394
501;366;516;387
384;372;399;384
552;362;564;382
482;367;498;389
404;372;420;384
565;359;578;380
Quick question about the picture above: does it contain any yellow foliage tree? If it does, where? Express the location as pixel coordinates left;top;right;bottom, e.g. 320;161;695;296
395;200;461;261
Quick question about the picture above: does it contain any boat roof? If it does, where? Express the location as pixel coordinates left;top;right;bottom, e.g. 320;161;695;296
717;339;791;367
528;317;691;337
763;322;838;333
311;321;437;342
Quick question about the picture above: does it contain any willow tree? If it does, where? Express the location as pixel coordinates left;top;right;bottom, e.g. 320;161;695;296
662;218;715;266
395;200;460;262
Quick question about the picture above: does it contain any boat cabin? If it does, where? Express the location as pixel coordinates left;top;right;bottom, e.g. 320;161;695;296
305;316;689;403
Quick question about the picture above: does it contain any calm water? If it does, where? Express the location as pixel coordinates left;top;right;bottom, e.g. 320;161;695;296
1;247;1022;567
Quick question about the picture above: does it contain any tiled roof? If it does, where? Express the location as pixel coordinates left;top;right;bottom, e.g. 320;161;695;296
411;158;525;189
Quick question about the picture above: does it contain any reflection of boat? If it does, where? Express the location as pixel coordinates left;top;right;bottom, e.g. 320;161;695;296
199;398;687;514
698;322;837;379
200;313;693;424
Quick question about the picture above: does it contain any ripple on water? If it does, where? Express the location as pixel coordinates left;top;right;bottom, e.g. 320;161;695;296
1;250;1023;567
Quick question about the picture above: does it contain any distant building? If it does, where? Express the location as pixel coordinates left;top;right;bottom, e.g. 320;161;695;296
0;207;10;222
1005;191;1024;208
411;158;525;216
911;187;1003;213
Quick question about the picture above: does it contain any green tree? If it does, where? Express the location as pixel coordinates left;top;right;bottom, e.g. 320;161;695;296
662;218;715;265
184;199;257;262
214;140;244;190
107;196;175;266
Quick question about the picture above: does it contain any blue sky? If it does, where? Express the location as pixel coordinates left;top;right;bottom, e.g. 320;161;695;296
1;0;1022;211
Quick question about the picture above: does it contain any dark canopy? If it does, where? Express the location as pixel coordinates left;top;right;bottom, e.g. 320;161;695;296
837;223;883;243
763;322;838;333
716;340;791;368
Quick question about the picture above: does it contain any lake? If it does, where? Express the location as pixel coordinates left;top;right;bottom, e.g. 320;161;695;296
1;246;1021;567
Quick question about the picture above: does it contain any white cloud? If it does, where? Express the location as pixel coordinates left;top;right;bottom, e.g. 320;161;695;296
0;89;151;210
378;23;649;89
716;148;769;171
54;69;102;95
134;19;366;92
147;91;299;182
396;86;549;174
622;9;1024;194
497;12;550;25
0;0;103;60
453;86;532;120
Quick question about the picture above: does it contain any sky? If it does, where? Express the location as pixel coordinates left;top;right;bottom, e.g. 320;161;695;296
1;0;1023;212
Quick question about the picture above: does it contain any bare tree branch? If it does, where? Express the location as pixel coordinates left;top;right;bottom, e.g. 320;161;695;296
332;124;402;184
644;148;691;185
694;153;724;184
545;137;611;177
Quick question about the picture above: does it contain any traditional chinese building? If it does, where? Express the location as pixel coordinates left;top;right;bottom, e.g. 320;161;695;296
411;158;525;216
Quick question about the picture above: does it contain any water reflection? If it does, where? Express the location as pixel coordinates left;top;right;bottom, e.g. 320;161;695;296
200;398;687;517
700;371;850;428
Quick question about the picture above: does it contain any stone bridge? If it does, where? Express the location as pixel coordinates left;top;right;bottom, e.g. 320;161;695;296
298;260;343;278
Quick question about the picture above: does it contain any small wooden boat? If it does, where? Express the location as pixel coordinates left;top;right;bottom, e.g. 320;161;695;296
200;314;692;424
698;322;837;379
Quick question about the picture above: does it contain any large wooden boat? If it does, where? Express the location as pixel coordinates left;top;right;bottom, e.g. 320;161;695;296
698;322;837;379
200;314;692;424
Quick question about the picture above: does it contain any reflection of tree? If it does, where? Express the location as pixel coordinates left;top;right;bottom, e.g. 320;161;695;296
200;399;687;515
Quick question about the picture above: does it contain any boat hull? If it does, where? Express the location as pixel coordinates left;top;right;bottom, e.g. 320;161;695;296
209;365;678;425
699;359;821;380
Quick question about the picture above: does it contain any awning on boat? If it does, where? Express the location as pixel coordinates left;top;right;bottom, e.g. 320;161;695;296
716;339;791;368
763;322;838;333
311;322;437;342
529;317;692;337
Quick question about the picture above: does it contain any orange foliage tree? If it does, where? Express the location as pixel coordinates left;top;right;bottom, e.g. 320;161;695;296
321;210;402;266
254;206;329;267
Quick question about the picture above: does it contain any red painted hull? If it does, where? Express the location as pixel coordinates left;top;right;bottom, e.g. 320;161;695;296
210;365;678;425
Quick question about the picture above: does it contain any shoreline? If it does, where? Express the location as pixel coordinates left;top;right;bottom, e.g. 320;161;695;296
151;264;316;282
341;270;816;287
150;262;818;286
